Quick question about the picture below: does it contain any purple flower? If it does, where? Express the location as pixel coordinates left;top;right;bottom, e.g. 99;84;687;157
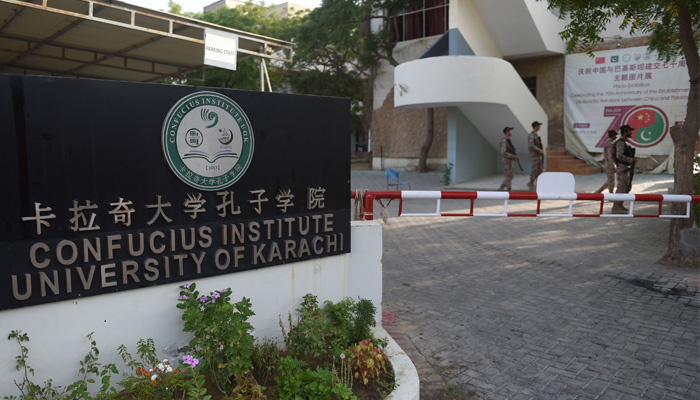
183;282;191;289
179;295;189;300
212;291;221;299
183;355;199;368
199;296;207;303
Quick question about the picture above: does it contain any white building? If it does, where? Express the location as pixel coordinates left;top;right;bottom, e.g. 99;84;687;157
369;0;657;182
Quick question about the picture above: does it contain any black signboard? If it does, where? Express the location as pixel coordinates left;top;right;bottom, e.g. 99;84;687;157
0;74;351;311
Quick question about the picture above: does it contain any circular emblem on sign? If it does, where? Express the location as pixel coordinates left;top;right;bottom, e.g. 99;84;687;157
621;105;668;148
162;91;254;191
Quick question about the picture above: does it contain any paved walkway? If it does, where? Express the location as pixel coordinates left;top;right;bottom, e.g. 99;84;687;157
352;170;699;400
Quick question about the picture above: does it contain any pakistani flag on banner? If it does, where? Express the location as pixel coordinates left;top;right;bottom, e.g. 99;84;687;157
563;46;690;157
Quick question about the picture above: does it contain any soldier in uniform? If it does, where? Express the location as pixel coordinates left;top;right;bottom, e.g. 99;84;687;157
612;125;638;213
497;127;519;191
594;130;618;193
527;121;545;191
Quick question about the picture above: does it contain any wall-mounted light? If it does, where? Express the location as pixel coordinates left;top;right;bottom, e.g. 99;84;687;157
396;83;409;96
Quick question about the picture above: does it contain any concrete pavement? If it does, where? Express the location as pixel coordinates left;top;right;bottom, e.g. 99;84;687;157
351;170;699;399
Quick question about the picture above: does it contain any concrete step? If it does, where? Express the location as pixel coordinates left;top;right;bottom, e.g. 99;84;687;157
546;149;602;175
351;152;371;162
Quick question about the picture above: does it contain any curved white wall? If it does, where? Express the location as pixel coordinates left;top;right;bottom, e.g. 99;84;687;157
394;55;547;153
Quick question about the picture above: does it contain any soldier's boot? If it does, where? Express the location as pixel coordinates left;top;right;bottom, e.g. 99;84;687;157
497;184;505;191
611;202;627;214
527;182;536;191
621;203;629;212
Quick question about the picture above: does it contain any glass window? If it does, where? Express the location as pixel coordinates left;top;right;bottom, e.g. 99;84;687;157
392;0;449;42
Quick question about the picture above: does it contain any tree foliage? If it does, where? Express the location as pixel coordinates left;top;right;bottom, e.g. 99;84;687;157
542;0;699;265
549;0;699;60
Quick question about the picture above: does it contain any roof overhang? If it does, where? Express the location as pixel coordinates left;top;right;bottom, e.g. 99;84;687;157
0;0;294;82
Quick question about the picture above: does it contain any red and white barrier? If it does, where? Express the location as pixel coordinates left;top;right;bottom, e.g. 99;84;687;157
351;173;699;221
351;190;700;220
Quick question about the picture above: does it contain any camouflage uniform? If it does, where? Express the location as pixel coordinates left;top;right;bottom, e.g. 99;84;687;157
498;137;518;191
527;130;544;190
595;139;616;193
615;138;635;194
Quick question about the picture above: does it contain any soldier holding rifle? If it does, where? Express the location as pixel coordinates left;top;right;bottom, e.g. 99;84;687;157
527;121;545;191
612;124;638;214
498;127;521;191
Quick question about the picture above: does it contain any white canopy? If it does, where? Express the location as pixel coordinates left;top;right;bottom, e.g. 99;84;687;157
0;0;293;82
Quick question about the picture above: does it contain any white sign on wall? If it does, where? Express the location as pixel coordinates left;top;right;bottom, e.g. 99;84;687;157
204;28;239;71
564;46;690;156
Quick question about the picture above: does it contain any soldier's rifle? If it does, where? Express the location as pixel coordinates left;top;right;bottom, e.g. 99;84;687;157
627;147;636;192
506;138;524;171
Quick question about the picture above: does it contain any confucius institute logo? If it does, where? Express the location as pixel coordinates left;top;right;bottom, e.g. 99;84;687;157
622;105;669;148
162;91;254;191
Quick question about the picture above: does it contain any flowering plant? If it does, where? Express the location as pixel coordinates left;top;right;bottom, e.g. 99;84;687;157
118;339;184;398
177;282;255;396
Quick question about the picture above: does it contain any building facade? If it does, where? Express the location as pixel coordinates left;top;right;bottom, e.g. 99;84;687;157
369;0;654;182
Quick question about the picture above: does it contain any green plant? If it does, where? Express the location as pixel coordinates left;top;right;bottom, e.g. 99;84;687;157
281;294;330;360
347;339;386;385
180;355;211;400
177;282;256;396
4;331;118;400
5;330;63;400
323;298;355;355
324;297;376;352
117;338;184;399
230;371;267;399
443;162;454;185
64;333;118;400
275;356;356;400
441;384;473;399
251;339;281;387
283;295;379;363
333;353;353;390
351;299;377;345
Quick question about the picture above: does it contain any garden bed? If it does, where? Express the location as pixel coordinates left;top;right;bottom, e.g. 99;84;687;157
5;283;418;400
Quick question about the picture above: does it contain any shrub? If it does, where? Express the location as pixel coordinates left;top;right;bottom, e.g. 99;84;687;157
177;282;255;396
117;338;184;399
283;295;378;362
347;339;387;385
4;331;118;400
282;294;329;360
275;356;356;400
251;339;281;388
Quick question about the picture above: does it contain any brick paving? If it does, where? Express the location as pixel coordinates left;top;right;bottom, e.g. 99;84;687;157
352;169;699;400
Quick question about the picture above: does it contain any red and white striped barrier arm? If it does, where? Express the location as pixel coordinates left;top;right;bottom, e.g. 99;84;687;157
351;190;700;221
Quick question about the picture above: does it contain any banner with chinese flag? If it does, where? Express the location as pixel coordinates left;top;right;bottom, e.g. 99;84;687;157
563;46;690;156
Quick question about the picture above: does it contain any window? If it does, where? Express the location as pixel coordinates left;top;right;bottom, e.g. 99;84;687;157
522;76;537;98
392;0;449;42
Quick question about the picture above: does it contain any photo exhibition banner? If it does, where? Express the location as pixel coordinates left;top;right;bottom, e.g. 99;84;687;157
564;46;690;157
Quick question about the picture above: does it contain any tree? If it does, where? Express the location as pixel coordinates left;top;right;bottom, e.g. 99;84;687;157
542;0;699;266
279;0;369;137
164;2;299;90
286;0;423;153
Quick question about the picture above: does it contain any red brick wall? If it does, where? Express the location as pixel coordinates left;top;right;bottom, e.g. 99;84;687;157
371;87;448;160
